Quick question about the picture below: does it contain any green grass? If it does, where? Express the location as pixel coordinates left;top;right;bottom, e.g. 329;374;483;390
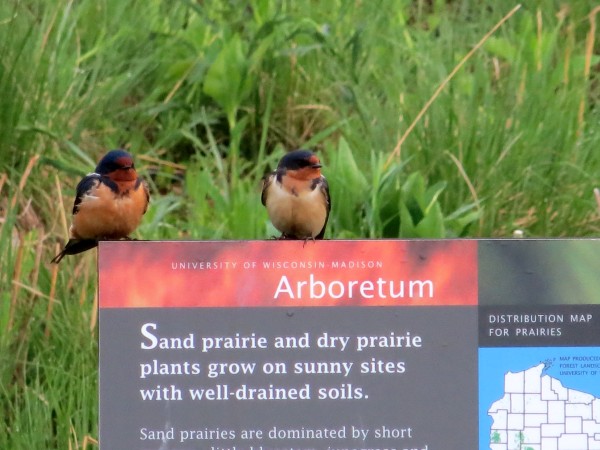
1;0;599;447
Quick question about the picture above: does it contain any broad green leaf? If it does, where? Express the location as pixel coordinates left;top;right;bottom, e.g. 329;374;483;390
399;201;417;237
203;35;248;127
415;202;445;238
484;36;517;62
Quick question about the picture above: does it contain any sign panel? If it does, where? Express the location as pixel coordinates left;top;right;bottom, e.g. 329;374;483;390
477;240;600;450
98;239;600;450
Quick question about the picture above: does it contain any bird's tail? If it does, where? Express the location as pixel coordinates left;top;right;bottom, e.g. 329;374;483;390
51;239;98;264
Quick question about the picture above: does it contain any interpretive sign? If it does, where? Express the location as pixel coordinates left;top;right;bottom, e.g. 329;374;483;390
98;239;600;450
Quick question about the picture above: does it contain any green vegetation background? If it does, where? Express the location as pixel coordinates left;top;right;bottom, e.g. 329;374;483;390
1;0;599;447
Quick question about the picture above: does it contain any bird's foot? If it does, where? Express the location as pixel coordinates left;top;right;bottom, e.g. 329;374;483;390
302;236;317;248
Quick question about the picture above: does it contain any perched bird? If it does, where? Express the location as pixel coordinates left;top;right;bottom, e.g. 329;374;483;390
261;149;330;240
51;149;149;263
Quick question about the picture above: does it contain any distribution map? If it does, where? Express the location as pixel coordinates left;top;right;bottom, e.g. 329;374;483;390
488;364;600;449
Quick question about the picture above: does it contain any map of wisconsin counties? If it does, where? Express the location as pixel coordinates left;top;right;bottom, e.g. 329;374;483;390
488;364;600;450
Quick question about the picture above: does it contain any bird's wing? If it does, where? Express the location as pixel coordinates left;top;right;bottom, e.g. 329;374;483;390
136;178;150;214
72;173;102;215
315;176;331;240
312;176;330;212
261;172;276;206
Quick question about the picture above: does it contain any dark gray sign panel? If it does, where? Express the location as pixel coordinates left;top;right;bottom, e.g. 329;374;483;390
99;239;600;450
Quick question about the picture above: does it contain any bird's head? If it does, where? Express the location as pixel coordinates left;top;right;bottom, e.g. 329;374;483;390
278;149;323;180
96;149;137;181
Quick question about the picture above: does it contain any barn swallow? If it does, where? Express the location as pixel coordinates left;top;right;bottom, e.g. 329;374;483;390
51;149;149;263
261;149;330;240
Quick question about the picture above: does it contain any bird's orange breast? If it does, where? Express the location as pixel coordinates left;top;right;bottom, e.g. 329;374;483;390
265;176;328;238
71;180;148;239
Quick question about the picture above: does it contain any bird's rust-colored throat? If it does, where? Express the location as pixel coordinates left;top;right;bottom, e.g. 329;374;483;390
109;168;137;182
287;166;322;181
109;156;137;182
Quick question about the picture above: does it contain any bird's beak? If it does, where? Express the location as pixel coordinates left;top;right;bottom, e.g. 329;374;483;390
311;163;322;169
